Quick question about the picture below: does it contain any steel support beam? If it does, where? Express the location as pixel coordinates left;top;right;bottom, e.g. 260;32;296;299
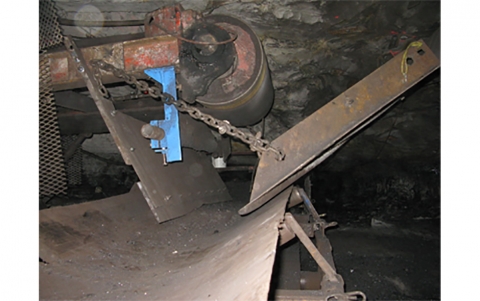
240;40;440;215
48;35;179;91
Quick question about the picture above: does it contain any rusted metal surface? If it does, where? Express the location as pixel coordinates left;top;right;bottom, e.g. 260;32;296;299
123;36;179;72
49;36;178;91
240;40;440;215
40;185;290;300
144;4;200;38
65;37;230;223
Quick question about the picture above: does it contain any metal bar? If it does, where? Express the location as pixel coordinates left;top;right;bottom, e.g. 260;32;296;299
241;40;440;215
315;231;337;276
239;139;348;215
272;289;366;301
296;187;321;223
50;35;179;91
63;36;132;164
284;213;338;283
240;92;400;215
56;103;166;135
272;289;326;301
216;166;255;173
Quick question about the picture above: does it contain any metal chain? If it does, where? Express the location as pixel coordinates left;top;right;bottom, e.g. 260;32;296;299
90;59;285;161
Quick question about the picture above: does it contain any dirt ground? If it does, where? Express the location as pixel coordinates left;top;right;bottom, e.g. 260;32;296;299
40;179;440;300
327;220;440;300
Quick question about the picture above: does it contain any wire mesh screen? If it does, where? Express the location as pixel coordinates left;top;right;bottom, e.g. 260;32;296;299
39;0;67;196
39;0;63;50
61;135;83;186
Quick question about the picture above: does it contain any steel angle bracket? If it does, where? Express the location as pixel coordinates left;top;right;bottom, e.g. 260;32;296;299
144;67;182;163
240;40;440;215
64;36;231;223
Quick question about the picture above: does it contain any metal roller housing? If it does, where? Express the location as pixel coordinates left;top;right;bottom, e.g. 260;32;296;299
195;15;274;127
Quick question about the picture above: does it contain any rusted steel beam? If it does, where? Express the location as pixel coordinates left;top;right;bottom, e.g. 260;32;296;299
49;36;179;91
240;40;440;215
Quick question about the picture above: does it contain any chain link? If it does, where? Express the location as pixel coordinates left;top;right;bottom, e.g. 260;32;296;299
90;59;285;161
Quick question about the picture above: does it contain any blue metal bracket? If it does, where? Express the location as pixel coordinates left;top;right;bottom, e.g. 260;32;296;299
144;66;182;163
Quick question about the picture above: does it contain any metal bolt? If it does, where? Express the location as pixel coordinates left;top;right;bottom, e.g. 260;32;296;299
130;147;135;152
141;124;165;140
110;110;116;116
78;66;85;73
345;98;354;107
75;57;80;63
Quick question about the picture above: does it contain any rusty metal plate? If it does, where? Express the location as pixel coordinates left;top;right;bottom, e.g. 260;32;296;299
49;36;178;91
108;109;232;223
40;186;291;300
144;4;200;38
240;40;440;215
123;36;179;72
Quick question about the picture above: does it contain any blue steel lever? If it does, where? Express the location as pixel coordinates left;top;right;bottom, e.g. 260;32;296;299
144;66;182;163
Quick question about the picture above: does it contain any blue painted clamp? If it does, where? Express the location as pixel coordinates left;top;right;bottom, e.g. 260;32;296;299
144;66;182;163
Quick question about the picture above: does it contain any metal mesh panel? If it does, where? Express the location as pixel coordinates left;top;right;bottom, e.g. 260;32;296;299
39;0;63;50
61;135;83;186
40;55;68;196
40;0;67;196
